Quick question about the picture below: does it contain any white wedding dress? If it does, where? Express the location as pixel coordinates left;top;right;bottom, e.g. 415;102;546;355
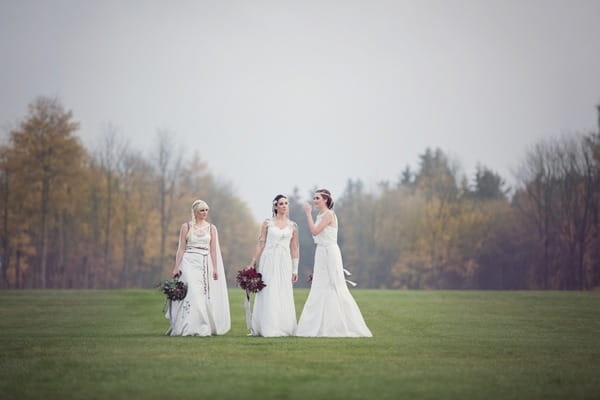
250;219;297;337
166;224;230;336
296;212;372;337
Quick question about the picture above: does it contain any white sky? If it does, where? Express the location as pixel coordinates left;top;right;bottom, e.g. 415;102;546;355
1;0;599;219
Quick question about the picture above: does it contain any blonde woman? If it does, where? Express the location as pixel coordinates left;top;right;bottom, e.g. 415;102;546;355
166;199;230;336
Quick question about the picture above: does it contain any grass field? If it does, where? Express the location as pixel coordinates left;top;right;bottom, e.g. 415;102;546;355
0;289;599;400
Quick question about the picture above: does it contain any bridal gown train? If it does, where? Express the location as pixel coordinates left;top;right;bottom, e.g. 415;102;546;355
296;212;372;337
166;224;230;336
250;219;297;337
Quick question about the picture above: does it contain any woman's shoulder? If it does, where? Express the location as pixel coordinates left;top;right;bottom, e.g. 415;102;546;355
320;210;335;219
320;211;337;227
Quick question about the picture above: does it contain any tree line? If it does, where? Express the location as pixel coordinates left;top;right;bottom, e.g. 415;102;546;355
1;97;599;290
0;97;257;289
291;110;600;290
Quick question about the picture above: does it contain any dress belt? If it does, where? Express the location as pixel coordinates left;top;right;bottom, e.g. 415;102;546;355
184;246;211;297
185;246;209;254
265;243;289;251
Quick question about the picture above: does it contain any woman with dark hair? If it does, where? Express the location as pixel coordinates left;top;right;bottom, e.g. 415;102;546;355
246;194;299;336
296;189;372;337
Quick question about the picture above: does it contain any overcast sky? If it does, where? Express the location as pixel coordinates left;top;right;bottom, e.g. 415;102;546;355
1;0;599;219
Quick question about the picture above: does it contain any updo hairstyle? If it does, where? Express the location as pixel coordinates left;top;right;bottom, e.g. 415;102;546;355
316;189;334;209
272;194;288;216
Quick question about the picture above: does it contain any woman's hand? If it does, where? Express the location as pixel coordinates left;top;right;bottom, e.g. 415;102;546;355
292;273;298;283
303;203;312;214
213;271;218;280
172;267;181;278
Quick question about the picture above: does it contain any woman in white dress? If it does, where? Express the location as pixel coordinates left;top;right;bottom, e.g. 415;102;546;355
296;189;372;337
166;199;230;336
246;194;299;337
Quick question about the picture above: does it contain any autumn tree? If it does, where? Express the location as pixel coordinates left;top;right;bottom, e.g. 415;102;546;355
8;97;85;288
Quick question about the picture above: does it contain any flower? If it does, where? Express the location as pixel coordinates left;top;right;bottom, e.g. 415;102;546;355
157;277;188;301
236;268;266;293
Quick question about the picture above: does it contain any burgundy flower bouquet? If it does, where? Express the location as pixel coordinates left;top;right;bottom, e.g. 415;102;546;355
236;268;266;293
158;277;188;301
236;268;266;329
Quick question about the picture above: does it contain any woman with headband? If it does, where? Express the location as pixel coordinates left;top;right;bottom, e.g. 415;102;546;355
246;194;299;336
296;189;372;337
166;199;231;336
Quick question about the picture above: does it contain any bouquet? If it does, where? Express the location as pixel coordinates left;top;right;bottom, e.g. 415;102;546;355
236;268;266;329
158;277;188;301
236;268;266;293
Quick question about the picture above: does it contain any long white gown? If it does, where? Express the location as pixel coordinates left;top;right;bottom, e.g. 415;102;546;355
296;212;372;337
250;219;297;337
166;223;231;336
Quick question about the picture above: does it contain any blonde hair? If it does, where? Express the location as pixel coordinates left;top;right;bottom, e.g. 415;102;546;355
191;199;209;220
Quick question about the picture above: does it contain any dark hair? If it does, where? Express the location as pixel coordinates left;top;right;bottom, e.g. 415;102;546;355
272;194;288;216
316;188;334;209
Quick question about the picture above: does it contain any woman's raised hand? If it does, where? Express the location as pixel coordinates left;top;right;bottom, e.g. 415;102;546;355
303;203;312;214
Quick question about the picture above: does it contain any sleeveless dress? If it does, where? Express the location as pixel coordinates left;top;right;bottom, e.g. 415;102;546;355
166;223;231;336
250;219;298;337
296;212;372;337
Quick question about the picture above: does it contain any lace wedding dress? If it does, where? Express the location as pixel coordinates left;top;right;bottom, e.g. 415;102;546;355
296;212;372;337
250;219;298;337
166;223;230;336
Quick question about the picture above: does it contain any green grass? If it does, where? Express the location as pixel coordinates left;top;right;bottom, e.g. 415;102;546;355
1;289;599;400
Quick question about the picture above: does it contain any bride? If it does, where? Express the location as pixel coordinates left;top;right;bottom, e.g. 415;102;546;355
166;199;230;336
246;194;299;337
296;189;372;337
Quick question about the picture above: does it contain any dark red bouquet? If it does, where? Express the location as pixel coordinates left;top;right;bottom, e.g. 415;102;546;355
158;277;188;301
236;268;266;293
236;268;266;329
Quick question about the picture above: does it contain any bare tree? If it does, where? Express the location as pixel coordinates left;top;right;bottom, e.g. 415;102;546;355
153;130;184;279
96;124;128;287
515;134;599;289
516;139;563;288
117;150;145;288
0;145;10;288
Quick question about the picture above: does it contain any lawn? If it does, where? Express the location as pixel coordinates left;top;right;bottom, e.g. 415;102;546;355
0;289;599;400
